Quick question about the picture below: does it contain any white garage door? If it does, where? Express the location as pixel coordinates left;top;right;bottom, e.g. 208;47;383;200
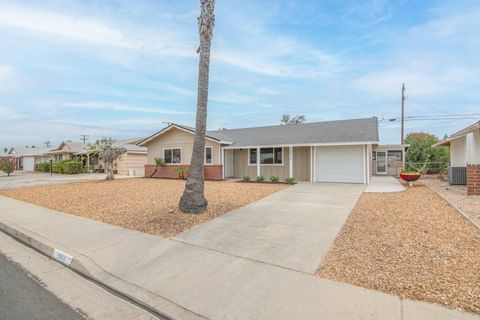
315;145;365;183
23;156;35;171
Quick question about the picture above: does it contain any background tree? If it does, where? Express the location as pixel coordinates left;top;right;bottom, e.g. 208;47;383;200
281;114;306;125
405;132;450;173
3;147;7;154
0;158;14;176
179;0;216;214
89;138;126;180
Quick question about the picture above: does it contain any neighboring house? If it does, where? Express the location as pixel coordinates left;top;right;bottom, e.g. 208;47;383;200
7;147;51;171
372;144;409;177
47;140;147;176
46;141;89;162
138;117;407;184
434;120;480;195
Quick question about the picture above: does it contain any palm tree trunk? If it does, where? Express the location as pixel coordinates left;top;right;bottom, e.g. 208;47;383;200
180;0;215;214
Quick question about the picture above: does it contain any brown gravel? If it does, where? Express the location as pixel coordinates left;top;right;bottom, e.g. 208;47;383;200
422;175;480;227
0;178;287;238
316;184;480;315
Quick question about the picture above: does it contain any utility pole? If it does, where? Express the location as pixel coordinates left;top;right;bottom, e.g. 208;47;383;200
79;134;90;144
401;83;405;144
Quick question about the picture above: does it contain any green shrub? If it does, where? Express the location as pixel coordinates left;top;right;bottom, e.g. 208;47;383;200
242;176;250;182
0;159;13;176
62;161;84;174
154;157;166;167
270;176;279;183
52;160;84;174
400;169;420;174
285;177;296;184
37;162;51;172
256;175;265;182
174;167;186;179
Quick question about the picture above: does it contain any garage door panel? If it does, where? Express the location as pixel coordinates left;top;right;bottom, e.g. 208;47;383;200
315;145;364;183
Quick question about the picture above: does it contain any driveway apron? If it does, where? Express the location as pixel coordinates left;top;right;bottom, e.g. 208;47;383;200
174;182;365;274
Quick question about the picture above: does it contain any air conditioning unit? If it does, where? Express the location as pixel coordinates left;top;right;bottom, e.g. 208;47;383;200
448;167;467;185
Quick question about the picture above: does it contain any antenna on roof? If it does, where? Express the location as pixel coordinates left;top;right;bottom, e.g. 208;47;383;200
79;134;90;143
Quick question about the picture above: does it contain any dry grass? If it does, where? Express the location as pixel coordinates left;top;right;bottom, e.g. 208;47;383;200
317;184;480;315
0;178;287;238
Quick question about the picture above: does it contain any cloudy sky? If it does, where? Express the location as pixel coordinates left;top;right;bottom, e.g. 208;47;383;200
0;0;479;147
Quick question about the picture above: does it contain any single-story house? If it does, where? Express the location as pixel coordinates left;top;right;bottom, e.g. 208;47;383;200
46;141;90;162
434;120;480;195
7;147;52;171
46;140;147;176
138;117;407;184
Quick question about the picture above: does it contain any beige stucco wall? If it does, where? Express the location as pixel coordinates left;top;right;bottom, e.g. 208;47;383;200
144;127;221;165
231;147;310;181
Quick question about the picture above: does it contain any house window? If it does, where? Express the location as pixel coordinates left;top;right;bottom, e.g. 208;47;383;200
249;149;257;164
250;148;283;165
205;146;212;164
372;151;376;160
164;148;181;163
388;150;402;161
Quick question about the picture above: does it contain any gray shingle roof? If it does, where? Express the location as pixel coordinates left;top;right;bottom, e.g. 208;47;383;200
139;117;379;147
9;147;52;157
210;117;379;147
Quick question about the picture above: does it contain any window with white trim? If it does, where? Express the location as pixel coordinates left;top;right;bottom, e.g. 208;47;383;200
164;148;181;163
249;148;283;165
387;150;402;161
205;146;212;164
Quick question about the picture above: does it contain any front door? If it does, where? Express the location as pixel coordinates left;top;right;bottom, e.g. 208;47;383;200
376;151;387;175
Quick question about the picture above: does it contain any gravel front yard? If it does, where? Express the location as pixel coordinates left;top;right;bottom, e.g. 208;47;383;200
0;179;287;238
422;175;480;226
316;184;480;315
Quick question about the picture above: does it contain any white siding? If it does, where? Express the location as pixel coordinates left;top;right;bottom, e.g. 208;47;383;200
450;136;467;166
314;145;365;183
467;129;480;164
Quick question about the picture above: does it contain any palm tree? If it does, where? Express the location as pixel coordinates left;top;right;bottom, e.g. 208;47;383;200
179;0;216;214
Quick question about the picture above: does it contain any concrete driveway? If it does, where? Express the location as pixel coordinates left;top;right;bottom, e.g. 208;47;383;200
0;171;133;190
174;182;365;274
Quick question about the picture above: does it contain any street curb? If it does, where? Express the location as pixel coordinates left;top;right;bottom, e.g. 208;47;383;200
0;218;208;320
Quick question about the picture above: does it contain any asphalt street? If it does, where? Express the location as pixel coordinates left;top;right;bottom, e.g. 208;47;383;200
0;252;85;320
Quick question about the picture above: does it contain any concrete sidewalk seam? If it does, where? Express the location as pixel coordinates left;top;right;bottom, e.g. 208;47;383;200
0;221;209;320
171;238;315;276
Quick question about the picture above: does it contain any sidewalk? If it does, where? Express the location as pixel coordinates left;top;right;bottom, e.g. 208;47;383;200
0;195;477;320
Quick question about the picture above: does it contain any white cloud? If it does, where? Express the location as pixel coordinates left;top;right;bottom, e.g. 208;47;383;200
0;4;138;48
63;102;193;115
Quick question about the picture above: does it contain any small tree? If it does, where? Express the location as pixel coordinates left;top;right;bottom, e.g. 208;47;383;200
149;157;166;178
281;114;306;125
0;158;14;176
3;147;8;154
405;132;450;173
90;138;126;180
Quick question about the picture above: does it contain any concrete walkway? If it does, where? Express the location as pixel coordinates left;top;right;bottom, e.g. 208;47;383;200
364;176;406;193
174;182;365;273
0;172;135;190
0;194;477;319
